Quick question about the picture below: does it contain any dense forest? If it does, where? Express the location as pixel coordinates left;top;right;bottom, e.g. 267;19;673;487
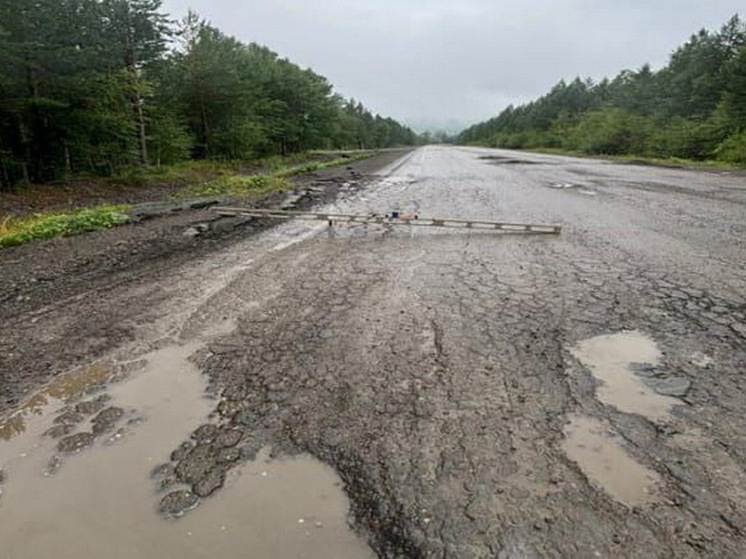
0;0;417;190
459;16;746;164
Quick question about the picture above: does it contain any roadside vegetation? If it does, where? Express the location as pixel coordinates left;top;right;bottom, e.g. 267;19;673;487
0;1;418;192
0;150;373;247
178;151;371;197
0;206;130;248
459;16;746;166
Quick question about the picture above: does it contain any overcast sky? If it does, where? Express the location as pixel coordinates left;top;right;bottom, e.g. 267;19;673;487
161;0;743;132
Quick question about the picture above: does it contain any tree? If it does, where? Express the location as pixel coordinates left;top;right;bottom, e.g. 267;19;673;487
458;15;746;163
0;2;415;188
100;0;172;165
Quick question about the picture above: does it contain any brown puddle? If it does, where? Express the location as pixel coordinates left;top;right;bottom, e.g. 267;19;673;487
0;344;373;559
570;330;676;422
174;449;375;559
0;362;113;441
563;414;661;507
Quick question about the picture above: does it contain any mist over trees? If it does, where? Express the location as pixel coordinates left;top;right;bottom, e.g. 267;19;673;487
458;16;746;164
0;0;417;190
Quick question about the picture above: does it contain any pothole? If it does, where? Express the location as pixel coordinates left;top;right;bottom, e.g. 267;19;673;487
548;182;597;196
570;330;681;422
168;449;375;558
563;414;661;507
479;155;541;165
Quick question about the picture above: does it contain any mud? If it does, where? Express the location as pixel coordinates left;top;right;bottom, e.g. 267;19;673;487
2;146;746;557
0;149;411;410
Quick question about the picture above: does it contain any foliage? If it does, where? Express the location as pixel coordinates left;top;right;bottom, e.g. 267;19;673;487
0;2;416;191
715;131;746;164
182;174;290;198
0;205;130;247
180;152;372;197
459;15;746;166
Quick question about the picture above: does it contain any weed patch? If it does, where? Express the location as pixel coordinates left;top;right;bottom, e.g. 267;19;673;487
0;205;130;248
181;174;291;198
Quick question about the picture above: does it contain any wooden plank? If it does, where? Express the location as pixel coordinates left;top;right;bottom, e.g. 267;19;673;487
211;206;561;234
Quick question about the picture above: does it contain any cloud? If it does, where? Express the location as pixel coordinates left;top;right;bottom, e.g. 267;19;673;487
161;0;743;130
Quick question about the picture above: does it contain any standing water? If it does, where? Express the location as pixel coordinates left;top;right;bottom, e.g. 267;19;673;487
0;343;374;559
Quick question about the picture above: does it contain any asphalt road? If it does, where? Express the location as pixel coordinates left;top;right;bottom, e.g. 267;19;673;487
2;146;746;558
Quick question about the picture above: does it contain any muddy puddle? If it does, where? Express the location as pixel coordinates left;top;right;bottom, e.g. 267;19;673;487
0;361;114;441
570;330;677;422
563;414;661;507
0;344;373;559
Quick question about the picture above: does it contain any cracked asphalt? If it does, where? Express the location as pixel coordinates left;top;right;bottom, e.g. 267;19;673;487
2;146;746;558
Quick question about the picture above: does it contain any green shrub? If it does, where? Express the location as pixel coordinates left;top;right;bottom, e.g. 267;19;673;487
651;117;724;160
568;108;655;155
715;132;746;164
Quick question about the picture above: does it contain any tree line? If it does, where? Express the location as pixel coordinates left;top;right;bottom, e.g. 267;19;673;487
458;16;746;164
0;0;418;190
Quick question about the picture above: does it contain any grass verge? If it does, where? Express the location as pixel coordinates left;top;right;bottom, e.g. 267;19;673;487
0;205;130;248
180;153;373;198
115;151;373;187
0;150;375;248
516;147;745;171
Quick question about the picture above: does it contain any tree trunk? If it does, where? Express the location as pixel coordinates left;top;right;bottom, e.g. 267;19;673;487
124;8;148;166
135;95;149;165
64;143;72;176
200;97;210;158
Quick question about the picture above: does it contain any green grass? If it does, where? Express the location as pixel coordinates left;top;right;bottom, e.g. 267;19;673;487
0;150;376;248
180;152;373;198
0;205;130;248
114;151;373;186
113;160;246;185
179;174;292;198
518;147;746;170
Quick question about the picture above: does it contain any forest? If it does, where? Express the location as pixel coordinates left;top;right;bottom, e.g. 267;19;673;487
0;0;418;191
458;16;746;165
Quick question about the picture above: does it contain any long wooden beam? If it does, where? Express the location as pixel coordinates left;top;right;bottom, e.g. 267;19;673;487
212;206;562;234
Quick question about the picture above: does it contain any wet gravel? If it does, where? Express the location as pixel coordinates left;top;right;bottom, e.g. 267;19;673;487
2;146;746;557
57;432;95;453
158;489;200;518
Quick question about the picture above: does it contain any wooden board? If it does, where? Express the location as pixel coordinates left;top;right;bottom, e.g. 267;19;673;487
211;207;562;235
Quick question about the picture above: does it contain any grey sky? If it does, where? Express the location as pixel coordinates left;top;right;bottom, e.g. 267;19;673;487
161;0;744;131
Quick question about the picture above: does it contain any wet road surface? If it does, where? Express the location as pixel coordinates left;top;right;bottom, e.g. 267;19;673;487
2;146;746;557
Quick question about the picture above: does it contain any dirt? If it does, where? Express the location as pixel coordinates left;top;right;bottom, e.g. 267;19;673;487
2;145;746;558
0;149;410;410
